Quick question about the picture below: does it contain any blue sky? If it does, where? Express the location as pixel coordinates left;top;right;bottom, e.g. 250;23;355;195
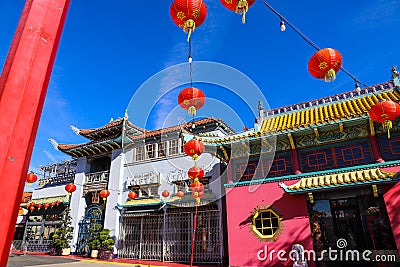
1;0;400;176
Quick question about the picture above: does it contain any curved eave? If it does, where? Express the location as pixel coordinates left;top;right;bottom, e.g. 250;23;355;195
281;177;398;194
78;119;124;140
58;136;122;157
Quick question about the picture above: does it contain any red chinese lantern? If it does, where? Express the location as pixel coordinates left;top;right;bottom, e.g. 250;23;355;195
29;202;35;207
162;190;170;198
29;206;35;212
50;202;55;208
176;191;185;198
308;48;342;82
178;87;206;116
190;181;204;192
44;203;50;210
184;139;205;160
65;183;76;195
170;0;208;42
26;172;38;185
55;200;61;206
100;190;110;201
220;0;256;23
37;204;43;211
369;100;400;138
192;190;204;199
188;166;204;180
128;191;138;200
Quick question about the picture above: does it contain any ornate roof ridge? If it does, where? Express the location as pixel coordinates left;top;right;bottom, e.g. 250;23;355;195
264;81;395;116
126;117;233;141
75;117;124;137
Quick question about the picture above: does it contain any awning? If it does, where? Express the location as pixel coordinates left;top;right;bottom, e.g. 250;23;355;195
121;198;162;207
280;168;398;194
29;195;69;204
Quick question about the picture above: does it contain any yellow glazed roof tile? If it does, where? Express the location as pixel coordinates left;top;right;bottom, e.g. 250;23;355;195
261;91;400;134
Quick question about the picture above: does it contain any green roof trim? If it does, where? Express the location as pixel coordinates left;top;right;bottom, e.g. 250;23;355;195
225;160;400;188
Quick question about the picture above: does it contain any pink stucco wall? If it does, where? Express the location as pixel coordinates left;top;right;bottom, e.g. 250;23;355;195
225;181;314;267
382;183;400;251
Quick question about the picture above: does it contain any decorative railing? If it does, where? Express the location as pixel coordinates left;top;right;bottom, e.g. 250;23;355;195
83;171;109;196
37;173;75;188
85;171;109;184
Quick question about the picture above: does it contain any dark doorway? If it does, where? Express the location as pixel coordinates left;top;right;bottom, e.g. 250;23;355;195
308;189;399;267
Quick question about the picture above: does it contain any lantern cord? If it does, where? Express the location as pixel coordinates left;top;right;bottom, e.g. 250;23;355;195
189;39;193;88
190;201;199;267
261;0;369;88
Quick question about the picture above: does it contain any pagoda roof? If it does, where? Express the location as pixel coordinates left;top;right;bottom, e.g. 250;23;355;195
261;83;400;134
193;81;399;147
56;134;122;158
126;117;235;141
53;117;234;158
71;118;145;141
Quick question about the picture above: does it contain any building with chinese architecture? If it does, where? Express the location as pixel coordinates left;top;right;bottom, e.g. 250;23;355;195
21;77;400;266
202;79;399;267
25;116;233;264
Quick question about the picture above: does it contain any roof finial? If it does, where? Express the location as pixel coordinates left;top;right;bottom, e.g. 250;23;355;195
392;66;399;79
48;139;59;150
124;109;129;120
70;125;80;135
257;100;263;111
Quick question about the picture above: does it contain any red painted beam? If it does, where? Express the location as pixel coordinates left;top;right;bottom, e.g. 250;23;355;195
0;0;69;264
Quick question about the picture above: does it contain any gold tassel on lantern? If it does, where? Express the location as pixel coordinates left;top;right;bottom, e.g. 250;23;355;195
382;120;393;139
324;69;336;82
236;0;249;24
188;106;197;116
184;19;196;42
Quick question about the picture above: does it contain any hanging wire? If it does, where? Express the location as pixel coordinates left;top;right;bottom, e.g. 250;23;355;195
189;39;193;88
262;0;369;88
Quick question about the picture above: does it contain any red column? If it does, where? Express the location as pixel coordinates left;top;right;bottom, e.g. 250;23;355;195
369;135;384;163
0;0;69;264
291;149;302;174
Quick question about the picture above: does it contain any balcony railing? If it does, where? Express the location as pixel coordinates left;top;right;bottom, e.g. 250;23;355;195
85;171;109;184
83;171;110;196
37;173;75;188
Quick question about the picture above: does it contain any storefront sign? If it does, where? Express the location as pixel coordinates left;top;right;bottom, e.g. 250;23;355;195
127;171;160;186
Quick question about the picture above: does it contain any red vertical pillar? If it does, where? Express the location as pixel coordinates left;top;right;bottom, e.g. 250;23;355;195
369;135;384;163
291;149;302;174
288;133;301;174
0;0;69;264
368;119;384;163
